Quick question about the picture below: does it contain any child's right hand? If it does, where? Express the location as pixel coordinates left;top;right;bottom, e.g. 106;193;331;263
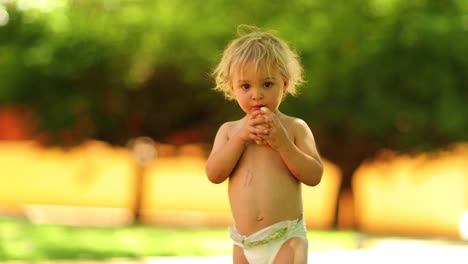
237;110;269;144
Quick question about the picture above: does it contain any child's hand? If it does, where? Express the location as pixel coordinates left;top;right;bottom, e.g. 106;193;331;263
257;107;292;151
236;109;270;144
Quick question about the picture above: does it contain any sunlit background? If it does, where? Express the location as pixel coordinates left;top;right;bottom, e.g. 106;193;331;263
1;0;468;263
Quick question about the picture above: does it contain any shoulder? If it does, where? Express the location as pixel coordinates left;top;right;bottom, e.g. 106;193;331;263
217;119;243;138
281;115;319;157
219;119;241;130
292;118;312;136
280;114;310;131
280;114;314;141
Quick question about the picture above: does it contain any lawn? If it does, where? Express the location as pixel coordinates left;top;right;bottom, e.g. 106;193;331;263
0;217;358;261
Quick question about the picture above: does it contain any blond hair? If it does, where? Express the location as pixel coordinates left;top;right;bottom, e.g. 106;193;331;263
212;25;304;100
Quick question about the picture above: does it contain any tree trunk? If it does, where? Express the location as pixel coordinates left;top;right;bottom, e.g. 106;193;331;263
315;129;380;229
133;164;144;223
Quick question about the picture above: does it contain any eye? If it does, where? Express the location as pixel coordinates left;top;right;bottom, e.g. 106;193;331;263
264;82;274;88
240;84;250;90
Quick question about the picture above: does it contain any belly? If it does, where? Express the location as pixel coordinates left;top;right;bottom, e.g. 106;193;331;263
228;144;303;235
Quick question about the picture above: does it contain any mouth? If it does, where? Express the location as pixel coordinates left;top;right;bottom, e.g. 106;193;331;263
252;105;265;111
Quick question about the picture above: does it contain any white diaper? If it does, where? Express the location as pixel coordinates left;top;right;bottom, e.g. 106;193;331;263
229;217;307;264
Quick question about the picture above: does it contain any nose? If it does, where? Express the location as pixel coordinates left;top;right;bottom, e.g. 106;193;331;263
252;87;264;100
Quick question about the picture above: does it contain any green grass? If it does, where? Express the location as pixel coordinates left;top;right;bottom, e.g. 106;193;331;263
0;217;358;261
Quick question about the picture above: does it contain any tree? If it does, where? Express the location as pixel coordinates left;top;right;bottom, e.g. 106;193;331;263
286;0;468;227
1;0;467;227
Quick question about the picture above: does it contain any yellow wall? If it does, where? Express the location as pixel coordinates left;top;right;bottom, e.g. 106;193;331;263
353;144;468;237
2;140;466;238
0;141;341;229
0;141;136;208
141;155;341;229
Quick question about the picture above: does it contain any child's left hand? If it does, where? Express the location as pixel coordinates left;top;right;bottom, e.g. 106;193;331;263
257;107;293;151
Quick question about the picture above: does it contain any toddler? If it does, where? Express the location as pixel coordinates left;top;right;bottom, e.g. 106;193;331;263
205;25;323;264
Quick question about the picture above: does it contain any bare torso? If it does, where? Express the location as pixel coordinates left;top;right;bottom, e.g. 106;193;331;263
227;116;303;235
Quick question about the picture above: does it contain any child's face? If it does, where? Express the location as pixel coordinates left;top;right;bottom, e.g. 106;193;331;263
231;61;287;114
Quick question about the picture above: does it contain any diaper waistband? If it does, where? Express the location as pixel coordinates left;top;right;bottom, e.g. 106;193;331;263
229;217;303;248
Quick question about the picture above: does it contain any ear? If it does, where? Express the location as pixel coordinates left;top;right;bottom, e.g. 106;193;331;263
283;80;289;94
230;83;235;93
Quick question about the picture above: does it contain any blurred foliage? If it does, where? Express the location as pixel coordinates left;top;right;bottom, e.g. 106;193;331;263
0;0;467;175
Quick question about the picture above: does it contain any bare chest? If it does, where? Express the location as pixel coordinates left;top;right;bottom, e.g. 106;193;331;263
230;143;294;186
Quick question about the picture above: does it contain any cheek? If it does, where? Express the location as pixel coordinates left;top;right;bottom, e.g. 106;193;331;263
240;95;251;105
235;93;249;104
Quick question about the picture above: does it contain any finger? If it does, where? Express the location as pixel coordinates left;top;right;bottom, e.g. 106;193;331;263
260;108;278;126
259;107;270;119
260;106;271;114
250;126;267;135
266;114;281;128
250;110;263;118
250;133;263;142
251;118;268;127
254;124;269;134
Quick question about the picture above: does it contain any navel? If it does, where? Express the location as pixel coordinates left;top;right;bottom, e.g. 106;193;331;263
256;215;264;222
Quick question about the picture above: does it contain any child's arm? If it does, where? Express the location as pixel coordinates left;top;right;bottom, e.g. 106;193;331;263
278;119;323;186
260;109;323;186
205;113;267;184
205;123;244;184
